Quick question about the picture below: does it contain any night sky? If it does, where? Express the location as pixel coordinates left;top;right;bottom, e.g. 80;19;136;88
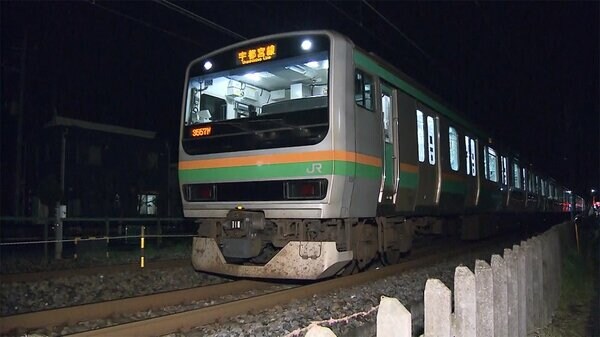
2;1;598;197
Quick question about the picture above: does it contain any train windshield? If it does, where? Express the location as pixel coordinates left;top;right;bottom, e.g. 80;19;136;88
182;36;330;155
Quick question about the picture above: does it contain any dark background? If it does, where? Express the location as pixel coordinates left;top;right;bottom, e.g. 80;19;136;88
2;1;598;212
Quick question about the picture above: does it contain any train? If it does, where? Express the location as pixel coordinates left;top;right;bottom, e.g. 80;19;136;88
178;31;583;279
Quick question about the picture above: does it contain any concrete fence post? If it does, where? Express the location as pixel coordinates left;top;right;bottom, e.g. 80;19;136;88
551;227;561;313
540;232;553;325
503;248;519;336
514;244;527;337
454;266;476;337
531;237;544;328
305;325;337;337
475;260;494;336
424;279;452;337
521;240;534;333
377;296;411;337
491;254;508;337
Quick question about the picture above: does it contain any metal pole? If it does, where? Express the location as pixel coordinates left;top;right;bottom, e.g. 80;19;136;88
54;203;63;259
140;226;145;268
14;32;28;216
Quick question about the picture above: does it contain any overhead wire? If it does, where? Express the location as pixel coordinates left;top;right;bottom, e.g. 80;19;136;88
360;0;435;64
89;1;204;47
325;1;417;57
154;0;246;41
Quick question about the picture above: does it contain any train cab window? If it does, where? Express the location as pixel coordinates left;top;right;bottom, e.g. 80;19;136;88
355;70;373;110
465;136;476;176
512;162;521;188
501;156;508;185
484;147;498;182
416;110;425;162
449;127;459;171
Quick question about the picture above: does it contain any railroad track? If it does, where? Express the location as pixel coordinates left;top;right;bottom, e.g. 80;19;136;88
0;279;281;335
2;233;519;336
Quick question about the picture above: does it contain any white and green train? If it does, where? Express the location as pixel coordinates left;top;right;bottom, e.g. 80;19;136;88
179;31;576;279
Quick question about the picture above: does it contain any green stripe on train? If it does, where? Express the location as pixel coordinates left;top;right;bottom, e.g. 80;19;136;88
178;160;381;183
397;171;468;195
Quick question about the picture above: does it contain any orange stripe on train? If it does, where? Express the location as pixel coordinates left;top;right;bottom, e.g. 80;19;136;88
179;150;382;170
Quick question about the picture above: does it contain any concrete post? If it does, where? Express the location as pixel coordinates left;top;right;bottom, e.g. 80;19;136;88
475;260;494;336
514;244;527;337
306;325;337;337
491;254;508;337
540;232;552;325
377;296;411;337
531;237;543;328
503;248;519;336
454;266;476;337
424;279;452;337
552;227;562;312
522;240;534;333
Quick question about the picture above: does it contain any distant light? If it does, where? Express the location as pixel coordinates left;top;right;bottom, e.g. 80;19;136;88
301;39;312;51
566;190;572;194
203;61;213;70
592;189;596;193
244;73;261;81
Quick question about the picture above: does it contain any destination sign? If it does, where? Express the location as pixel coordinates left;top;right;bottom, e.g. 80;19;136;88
237;44;276;65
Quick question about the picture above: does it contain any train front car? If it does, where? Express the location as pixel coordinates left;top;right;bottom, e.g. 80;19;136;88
179;31;373;279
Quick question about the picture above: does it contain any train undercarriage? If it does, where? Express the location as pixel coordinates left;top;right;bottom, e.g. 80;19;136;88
191;209;568;279
191;209;431;279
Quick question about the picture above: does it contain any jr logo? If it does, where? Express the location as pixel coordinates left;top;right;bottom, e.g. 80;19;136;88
306;163;322;174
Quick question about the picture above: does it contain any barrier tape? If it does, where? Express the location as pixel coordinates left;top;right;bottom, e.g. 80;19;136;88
0;234;197;246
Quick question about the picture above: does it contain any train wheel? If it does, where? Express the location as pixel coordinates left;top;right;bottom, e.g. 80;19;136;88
338;260;358;276
380;249;401;266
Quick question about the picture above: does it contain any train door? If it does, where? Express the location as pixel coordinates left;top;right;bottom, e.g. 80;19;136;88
464;134;479;209
379;83;399;205
415;106;441;209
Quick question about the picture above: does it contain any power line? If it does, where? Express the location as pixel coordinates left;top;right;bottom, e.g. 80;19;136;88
90;1;204;47
326;1;415;57
154;0;246;41
361;0;435;64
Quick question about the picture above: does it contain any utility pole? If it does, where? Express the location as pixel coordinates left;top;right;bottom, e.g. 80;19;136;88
14;32;28;216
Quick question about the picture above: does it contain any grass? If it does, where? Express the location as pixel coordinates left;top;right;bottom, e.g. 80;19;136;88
529;243;598;337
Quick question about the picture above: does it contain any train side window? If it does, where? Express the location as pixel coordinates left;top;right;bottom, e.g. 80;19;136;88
512;161;521;188
381;90;392;142
427;116;436;165
448;127;459;171
465;136;476;176
485;147;498;182
501;156;508;185
416;110;425;162
354;70;373;110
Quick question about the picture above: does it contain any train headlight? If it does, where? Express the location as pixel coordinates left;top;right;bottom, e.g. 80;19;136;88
301;39;312;51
